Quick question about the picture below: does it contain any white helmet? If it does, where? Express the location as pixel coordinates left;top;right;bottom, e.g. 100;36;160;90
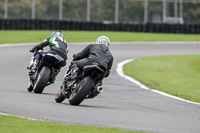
96;35;110;47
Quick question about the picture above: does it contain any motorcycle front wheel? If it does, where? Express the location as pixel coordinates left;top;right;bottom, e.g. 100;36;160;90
27;81;33;92
69;77;94;106
33;66;51;93
55;89;65;103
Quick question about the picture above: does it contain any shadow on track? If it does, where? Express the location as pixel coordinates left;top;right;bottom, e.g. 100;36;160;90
58;102;115;110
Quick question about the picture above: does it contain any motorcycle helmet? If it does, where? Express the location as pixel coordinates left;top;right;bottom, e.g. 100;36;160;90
51;30;63;37
96;35;110;47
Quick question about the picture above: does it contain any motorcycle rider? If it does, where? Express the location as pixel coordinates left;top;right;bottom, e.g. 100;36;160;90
66;35;113;91
30;30;69;83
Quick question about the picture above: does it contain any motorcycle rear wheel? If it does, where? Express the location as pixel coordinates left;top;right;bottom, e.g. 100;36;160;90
33;66;51;93
69;77;94;106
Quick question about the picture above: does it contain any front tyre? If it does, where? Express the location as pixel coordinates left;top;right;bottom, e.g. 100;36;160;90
55;89;65;103
69;77;94;106
33;66;51;94
27;82;33;92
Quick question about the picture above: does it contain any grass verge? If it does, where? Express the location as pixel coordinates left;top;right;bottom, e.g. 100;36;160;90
1;30;200;44
0;115;145;133
124;55;200;103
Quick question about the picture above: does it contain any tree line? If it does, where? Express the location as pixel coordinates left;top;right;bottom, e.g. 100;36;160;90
0;0;200;24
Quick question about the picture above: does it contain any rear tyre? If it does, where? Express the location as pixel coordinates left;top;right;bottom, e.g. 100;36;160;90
69;77;94;106
33;66;51;94
55;89;65;103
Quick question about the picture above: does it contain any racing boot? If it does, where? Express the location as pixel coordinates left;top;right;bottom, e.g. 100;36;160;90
65;67;80;80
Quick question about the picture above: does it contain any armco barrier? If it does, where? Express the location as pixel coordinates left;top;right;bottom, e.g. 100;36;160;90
0;19;200;34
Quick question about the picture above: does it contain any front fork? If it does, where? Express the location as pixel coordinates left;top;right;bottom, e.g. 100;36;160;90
60;81;70;98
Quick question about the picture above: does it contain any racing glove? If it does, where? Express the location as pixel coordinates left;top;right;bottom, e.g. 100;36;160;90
105;70;110;78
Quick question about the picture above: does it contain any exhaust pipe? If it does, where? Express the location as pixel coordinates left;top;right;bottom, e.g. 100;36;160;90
97;86;103;93
87;86;103;99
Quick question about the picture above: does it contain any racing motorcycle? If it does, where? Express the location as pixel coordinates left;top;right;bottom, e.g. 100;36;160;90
27;49;64;93
55;64;106;106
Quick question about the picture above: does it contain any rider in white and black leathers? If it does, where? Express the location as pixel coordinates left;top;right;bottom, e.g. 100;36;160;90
67;35;113;88
30;30;69;83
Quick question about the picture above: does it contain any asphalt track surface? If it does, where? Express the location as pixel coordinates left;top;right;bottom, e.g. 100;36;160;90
0;42;200;133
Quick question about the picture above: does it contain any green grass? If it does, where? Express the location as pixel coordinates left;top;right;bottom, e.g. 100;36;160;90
0;115;145;133
124;55;200;103
1;30;200;44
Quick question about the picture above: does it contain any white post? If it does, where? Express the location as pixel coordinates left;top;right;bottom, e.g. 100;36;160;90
163;0;166;23
179;0;183;18
115;0;119;23
59;0;63;20
144;0;148;24
87;0;90;22
4;0;8;19
174;0;178;17
32;0;35;19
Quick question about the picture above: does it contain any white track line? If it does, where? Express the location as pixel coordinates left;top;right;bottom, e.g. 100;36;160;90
0;43;36;47
1;41;200;48
0;112;44;121
116;59;200;106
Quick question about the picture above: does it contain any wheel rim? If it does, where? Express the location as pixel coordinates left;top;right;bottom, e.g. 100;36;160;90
69;79;85;100
69;92;76;100
34;73;41;87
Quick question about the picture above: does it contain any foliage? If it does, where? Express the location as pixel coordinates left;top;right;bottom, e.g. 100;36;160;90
0;0;200;24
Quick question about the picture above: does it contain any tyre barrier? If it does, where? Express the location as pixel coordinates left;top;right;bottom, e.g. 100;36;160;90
0;19;200;34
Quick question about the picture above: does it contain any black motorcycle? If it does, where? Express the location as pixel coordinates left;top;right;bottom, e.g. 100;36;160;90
27;50;64;93
55;64;106;106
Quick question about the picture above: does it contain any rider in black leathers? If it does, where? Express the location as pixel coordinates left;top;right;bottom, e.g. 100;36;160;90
30;30;69;83
66;35;113;88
